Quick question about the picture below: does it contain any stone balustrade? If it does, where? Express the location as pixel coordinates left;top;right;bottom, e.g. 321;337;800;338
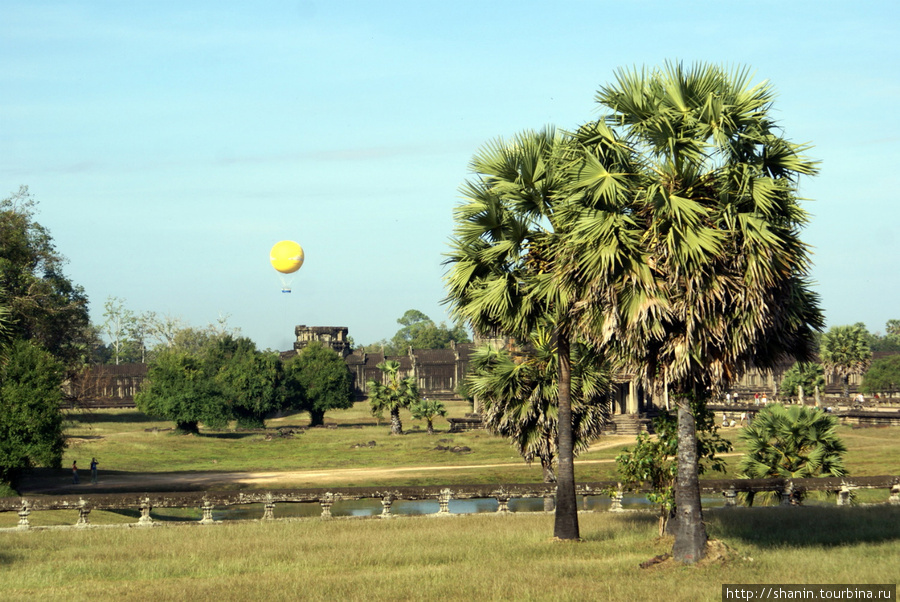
2;476;897;531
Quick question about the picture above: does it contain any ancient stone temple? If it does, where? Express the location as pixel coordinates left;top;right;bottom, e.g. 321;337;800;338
293;325;352;358
285;325;649;421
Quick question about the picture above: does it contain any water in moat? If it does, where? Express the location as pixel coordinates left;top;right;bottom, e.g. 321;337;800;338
176;494;728;522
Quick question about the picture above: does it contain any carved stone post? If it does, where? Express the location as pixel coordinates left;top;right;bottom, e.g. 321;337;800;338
17;501;31;530
610;483;624;512
319;493;335;519
837;485;851;506
438;489;452;515
890;484;900;506
199;500;216;524
780;482;794;506
723;487;737;508
76;499;91;527
380;495;394;518
138;498;153;526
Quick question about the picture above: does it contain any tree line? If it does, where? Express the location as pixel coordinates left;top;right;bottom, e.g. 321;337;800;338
780;321;900;401
0;187;357;492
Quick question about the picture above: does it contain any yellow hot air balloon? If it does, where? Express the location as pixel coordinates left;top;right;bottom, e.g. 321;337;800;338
270;240;304;293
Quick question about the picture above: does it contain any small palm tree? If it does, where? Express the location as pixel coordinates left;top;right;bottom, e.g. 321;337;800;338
410;398;447;435
780;362;826;402
738;403;847;505
466;326;612;486
367;360;418;435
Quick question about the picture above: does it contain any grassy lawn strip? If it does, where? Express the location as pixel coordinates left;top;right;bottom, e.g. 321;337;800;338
1;507;898;601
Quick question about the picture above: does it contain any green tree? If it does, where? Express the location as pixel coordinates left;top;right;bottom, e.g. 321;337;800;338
0;186;90;371
213;337;284;429
390;309;470;352
466;326;611;486
410;397;447;435
862;318;900;352
0;291;12;356
101;296;137;365
284;342;354;426
780;362;826;400
0;339;66;487
367;360;418;435
616;407;731;536
738;403;847;505
861;355;900;398
582;63;823;562
819;324;872;399
135;348;229;434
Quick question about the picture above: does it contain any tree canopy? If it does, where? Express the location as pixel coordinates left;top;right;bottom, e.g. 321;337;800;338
283;342;354;426
135;348;229;434
780;362;825;399
861;355;900;397
0;186;91;371
135;334;284;432
360;309;470;355
819;324;872;398
0;339;66;486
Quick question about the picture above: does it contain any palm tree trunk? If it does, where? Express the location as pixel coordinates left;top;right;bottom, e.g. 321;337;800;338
672;397;707;563
553;332;579;540
390;407;403;435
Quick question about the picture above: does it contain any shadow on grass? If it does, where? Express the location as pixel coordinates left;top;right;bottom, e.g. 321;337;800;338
14;468;252;495
201;432;258;440
708;505;900;548
64;410;159;424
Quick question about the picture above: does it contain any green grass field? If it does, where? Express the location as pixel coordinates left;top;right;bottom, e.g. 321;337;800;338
53;403;900;485
2;507;898;601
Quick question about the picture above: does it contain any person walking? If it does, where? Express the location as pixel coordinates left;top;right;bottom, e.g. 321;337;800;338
72;461;79;485
90;458;99;484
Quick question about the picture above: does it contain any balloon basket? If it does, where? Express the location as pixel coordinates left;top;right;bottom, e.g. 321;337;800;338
281;288;291;294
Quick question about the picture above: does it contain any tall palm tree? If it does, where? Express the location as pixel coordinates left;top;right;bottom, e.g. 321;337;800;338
577;62;824;562
738;403;847;505
466;326;612;488
445;128;634;540
819;324;872;399
367;360;418;435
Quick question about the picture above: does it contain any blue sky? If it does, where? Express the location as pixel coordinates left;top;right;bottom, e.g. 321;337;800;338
2;1;898;352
